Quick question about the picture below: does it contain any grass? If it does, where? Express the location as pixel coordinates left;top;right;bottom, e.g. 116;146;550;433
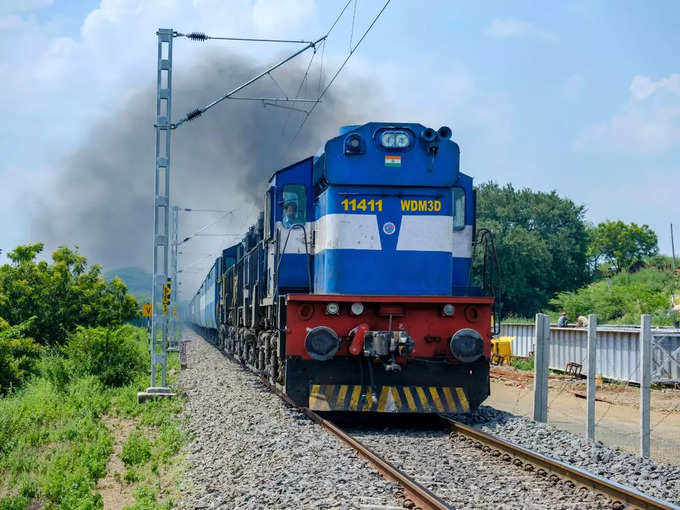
511;357;535;372
0;327;186;510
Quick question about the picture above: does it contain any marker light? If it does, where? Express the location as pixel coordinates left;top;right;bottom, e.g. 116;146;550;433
344;134;364;154
350;302;364;316
325;302;340;315
380;130;410;149
442;304;455;316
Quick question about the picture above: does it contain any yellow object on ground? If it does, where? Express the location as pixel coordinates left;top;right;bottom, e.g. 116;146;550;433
491;336;514;364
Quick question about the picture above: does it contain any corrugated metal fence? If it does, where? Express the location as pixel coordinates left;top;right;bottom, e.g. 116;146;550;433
499;323;680;384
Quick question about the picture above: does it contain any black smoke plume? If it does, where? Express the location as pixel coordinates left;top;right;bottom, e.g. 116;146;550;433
31;51;384;291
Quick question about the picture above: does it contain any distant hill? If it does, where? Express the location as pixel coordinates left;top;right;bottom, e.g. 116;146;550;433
105;267;152;304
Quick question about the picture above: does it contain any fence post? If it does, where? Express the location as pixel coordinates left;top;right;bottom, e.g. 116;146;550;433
640;314;651;458
586;314;597;441
533;313;550;422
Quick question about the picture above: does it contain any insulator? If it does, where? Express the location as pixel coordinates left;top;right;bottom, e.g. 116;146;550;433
186;109;203;121
187;32;208;41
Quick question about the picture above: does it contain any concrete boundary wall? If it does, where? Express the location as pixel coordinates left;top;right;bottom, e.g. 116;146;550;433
499;323;680;384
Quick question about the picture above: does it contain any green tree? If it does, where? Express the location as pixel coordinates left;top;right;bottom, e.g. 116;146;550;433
0;317;42;394
0;243;139;345
475;182;589;317
588;220;658;272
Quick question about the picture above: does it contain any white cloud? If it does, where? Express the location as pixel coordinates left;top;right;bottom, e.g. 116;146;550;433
483;18;556;41
575;73;680;154
630;73;680;101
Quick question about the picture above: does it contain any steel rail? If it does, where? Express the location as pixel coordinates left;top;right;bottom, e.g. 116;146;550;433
440;416;679;510
257;376;452;510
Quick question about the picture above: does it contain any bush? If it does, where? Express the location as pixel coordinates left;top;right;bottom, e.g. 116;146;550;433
0;318;42;395
64;326;147;387
121;431;152;466
550;268;680;325
39;350;71;392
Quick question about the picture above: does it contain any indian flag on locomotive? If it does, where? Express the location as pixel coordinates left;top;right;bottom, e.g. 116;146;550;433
385;154;401;167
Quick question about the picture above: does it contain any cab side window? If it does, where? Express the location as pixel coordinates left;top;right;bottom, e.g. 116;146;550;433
453;188;465;230
282;184;307;229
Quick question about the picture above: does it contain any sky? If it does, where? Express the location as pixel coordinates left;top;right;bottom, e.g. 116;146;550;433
1;0;679;295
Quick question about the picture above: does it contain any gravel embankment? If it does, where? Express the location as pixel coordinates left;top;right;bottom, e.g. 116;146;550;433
456;406;680;505
176;330;401;509
349;428;610;509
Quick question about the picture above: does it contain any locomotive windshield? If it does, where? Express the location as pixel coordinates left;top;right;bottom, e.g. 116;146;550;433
282;184;306;228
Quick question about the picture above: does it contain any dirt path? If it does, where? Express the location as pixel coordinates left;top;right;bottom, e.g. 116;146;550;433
96;415;137;509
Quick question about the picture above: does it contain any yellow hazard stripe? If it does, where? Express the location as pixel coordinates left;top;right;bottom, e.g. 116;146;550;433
377;386;390;412
336;385;349;409
349;385;362;411
402;387;417;412
309;384;320;408
456;387;470;413
428;386;445;413
442;387;457;412
415;386;430;411
391;386;402;410
362;387;373;411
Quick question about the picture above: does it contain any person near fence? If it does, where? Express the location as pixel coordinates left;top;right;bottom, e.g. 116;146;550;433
557;312;568;327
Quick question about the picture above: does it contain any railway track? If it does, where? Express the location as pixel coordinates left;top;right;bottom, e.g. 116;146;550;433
441;416;678;510
213;336;679;510
260;376;678;509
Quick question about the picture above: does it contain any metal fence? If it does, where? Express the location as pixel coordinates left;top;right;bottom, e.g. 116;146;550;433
499;323;680;384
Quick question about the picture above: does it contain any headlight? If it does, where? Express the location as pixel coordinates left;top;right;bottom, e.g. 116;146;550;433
380;130;411;149
449;328;484;363
305;326;340;361
325;302;340;315
350;302;364;316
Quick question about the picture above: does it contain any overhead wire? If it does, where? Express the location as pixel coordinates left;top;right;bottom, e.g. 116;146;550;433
180;209;237;244
280;49;320;134
179;32;315;44
349;0;358;52
290;0;392;147
267;72;289;99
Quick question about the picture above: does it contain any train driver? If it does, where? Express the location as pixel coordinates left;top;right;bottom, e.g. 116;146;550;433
283;201;298;229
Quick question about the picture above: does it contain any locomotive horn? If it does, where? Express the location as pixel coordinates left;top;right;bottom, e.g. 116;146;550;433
437;126;452;139
421;127;437;142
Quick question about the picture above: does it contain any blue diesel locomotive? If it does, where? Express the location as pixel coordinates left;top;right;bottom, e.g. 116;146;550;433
189;122;498;413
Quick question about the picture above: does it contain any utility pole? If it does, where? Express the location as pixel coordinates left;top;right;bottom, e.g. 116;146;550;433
139;29;175;401
671;223;677;270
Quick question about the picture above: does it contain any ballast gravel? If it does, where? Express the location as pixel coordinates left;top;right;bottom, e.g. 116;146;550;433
176;330;400;510
457;406;680;506
349;428;609;509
